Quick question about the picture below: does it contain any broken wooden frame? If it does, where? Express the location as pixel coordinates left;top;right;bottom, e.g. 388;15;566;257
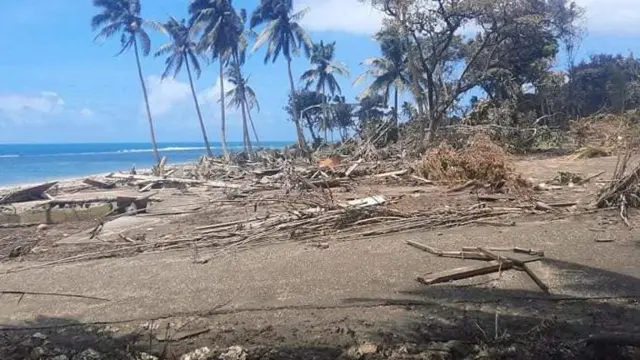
407;240;548;292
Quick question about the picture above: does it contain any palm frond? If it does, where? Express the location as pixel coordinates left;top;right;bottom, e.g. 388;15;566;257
154;42;174;57
91;12;112;30
93;21;124;41
162;53;179;79
137;29;152;56
187;50;202;78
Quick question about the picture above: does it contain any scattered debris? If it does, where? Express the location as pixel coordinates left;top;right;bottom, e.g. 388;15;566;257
595;151;640;226
0;181;58;205
409;241;547;291
83;178;116;189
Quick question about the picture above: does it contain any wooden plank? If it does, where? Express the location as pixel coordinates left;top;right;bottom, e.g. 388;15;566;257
440;251;493;261
0;182;58;205
83;178;116;189
514;247;545;257
406;240;443;255
417;260;513;285
520;263;550;293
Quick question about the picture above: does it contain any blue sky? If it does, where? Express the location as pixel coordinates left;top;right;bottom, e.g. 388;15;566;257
0;0;638;144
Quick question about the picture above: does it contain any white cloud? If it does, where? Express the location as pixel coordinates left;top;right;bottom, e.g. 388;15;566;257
145;76;191;116
295;0;384;35
292;0;640;36
575;0;640;35
144;75;235;119
0;91;65;121
80;108;94;118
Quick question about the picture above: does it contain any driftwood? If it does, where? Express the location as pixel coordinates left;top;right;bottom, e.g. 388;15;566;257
108;173;243;190
83;178;116;189
0;182;58;205
374;169;408;178
0;223;40;229
410;175;434;185
477;247;549;292
417;261;513;285
447;180;478;193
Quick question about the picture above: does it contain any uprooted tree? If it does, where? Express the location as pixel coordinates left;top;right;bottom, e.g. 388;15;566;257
361;0;583;143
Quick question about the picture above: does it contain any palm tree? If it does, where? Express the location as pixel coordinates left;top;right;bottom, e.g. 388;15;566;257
155;17;213;157
251;0;313;151
355;33;410;126
91;0;161;163
225;62;261;152
189;0;245;161
301;40;349;141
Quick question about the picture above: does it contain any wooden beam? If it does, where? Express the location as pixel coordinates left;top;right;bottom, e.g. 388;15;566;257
417;260;513;285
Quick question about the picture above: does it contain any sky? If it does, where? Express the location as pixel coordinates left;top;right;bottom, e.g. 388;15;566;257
0;0;638;144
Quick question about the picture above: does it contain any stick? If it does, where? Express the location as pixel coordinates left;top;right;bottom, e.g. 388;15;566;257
406;240;443;255
447;180;477;193
375;169;408;178
0;290;110;302
514;247;545;257
417;261;514;285
345;160;362;178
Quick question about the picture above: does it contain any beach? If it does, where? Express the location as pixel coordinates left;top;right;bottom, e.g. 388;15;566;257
1;151;639;360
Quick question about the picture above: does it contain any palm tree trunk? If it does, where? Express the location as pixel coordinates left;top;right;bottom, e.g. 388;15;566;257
394;86;399;126
322;83;327;143
240;97;252;155
287;59;308;151
133;36;160;164
185;54;213;158
219;61;229;161
245;102;261;147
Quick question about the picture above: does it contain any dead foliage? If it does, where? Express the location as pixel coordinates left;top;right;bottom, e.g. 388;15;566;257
568;146;611;160
417;134;521;190
596;151;640;226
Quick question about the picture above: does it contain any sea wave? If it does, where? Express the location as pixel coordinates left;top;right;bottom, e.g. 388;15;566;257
0;154;19;158
117;146;208;154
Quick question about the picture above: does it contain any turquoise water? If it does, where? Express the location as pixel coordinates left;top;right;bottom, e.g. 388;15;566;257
0;142;290;187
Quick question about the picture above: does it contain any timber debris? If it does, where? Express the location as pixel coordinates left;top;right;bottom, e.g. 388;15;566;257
408;241;548;292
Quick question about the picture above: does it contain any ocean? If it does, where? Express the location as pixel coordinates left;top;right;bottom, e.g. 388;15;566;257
0;142;291;187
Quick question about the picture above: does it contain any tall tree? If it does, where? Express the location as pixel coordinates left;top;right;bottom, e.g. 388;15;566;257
355;31;410;126
155;17;213;157
91;0;161;163
251;0;313;151
301;41;349;141
189;0;245;160
226;59;261;153
365;0;582;142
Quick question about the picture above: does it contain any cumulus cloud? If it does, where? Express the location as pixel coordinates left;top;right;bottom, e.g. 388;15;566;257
0;91;65;121
145;76;192;116
575;0;640;35
145;75;234;118
294;0;384;35
292;0;640;36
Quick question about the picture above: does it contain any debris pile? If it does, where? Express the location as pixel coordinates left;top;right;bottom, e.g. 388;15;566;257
596;152;640;226
417;134;523;192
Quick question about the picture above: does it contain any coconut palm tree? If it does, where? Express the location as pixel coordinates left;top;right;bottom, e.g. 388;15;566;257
91;0;161;163
155;17;213;157
301;40;349;141
250;0;313;151
355;33;410;126
225;62;261;152
189;0;245;160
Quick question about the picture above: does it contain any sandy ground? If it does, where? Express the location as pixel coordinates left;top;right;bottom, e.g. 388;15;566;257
0;155;639;359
